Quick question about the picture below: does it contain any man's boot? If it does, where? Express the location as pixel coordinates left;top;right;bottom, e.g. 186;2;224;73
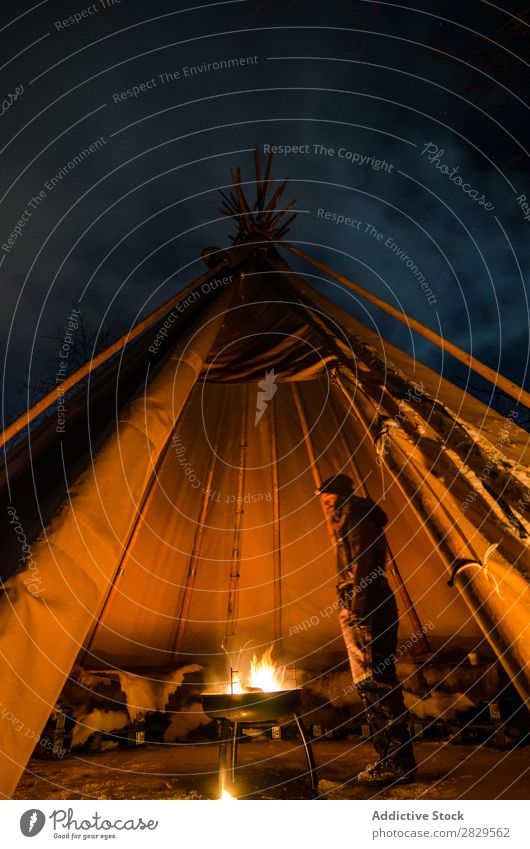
355;680;417;786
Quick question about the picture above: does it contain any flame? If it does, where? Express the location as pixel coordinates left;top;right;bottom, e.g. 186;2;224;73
220;788;236;801
223;645;287;693
249;645;285;692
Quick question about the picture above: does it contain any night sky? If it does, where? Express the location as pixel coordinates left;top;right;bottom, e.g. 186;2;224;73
1;0;529;424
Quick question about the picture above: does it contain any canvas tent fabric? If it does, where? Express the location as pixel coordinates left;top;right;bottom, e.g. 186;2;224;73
0;243;529;799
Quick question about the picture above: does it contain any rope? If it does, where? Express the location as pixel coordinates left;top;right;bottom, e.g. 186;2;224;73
447;543;505;600
373;418;400;499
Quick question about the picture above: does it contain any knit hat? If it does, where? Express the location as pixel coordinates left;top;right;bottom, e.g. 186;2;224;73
315;474;354;497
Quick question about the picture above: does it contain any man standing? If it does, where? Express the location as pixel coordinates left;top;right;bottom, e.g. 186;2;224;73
317;473;417;785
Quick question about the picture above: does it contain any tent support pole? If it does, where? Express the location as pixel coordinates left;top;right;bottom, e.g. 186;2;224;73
172;394;229;659
1;258;234;450
225;386;249;642
290;383;337;554
270;403;283;649
79;429;176;666
335;373;530;703
327;390;430;654
275;239;530;410
289;383;321;491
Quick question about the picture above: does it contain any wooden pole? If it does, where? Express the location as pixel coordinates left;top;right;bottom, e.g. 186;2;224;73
1;257;234;449
275;240;530;410
270;403;283;649
225;386;249;642
172;393;228;658
290;383;337;555
79;429;176;667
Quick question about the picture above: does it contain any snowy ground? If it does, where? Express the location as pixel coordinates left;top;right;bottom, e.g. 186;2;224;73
13;738;530;800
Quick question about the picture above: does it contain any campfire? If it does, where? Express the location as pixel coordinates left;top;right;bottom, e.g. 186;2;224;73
202;644;318;799
202;643;299;725
226;645;287;694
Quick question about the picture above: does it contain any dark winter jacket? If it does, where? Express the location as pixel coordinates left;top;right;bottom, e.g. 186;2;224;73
329;496;389;618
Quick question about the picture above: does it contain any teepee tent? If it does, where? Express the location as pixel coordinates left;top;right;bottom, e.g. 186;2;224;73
1;156;529;799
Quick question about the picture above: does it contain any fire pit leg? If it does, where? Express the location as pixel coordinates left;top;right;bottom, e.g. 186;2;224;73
231;721;239;784
293;713;319;795
218;720;235;796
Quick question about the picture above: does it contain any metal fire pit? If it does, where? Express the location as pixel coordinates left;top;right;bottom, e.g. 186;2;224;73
201;690;318;798
202;689;301;723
